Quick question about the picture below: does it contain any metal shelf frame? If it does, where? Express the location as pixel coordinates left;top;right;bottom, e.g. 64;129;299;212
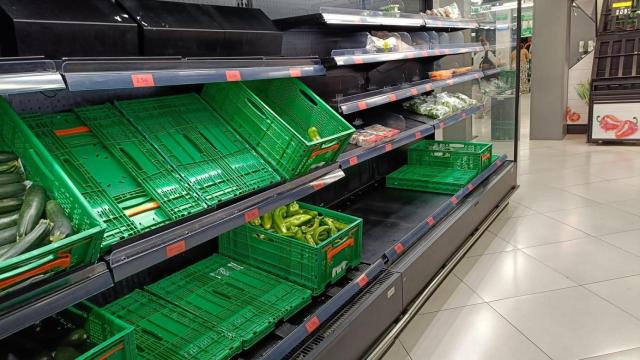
332;44;484;66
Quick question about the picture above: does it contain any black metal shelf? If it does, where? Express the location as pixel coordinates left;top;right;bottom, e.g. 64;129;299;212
0;263;113;339
0;59;66;95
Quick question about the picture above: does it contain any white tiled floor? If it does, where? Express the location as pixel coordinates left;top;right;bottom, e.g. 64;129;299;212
383;95;640;360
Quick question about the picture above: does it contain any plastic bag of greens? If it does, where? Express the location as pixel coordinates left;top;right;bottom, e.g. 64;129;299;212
424;104;451;118
451;93;475;107
436;92;466;112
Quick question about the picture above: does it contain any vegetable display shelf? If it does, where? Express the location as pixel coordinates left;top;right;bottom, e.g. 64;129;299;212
336;71;487;114
338;104;484;169
0;58;65;95
331;44;484;66
61;57;326;92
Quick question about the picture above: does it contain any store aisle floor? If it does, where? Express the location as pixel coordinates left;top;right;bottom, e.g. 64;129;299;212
383;96;640;360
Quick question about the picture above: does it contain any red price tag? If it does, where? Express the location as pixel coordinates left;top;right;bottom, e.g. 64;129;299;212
439;122;445;129
166;240;186;258
435;49;442;55
467;183;475;191
354;57;364;64
407;52;415;59
349;156;358;167
421;51;429;57
410;88;418;95
131;73;155;88
305;316;321;334
312;181;325;191
447;80;455;86
425;85;432;92
244;208;260;222
450;196;459;205
415;131;422;139
289;68;302;77
426;216;435;226
388;94;397;102
357;101;368;110
394;243;404;254
357;274;369;288
385;143;393;152
225;70;242;82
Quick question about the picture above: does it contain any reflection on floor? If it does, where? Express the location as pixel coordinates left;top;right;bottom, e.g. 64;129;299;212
383;94;640;360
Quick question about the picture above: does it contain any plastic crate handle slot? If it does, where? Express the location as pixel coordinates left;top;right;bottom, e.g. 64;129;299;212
0;253;71;290
28;149;55;185
326;237;355;264
245;97;268;119
117;145;155;173
299;89;318;107
124;201;160;217
97;343;124;360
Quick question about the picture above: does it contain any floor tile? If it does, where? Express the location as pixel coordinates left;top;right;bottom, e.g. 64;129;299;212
609;198;640;217
511;185;599;213
600;230;640;257
382;340;412;360
491;287;640;360
465;231;515;257
518;168;605;188
453;250;575;301
399;303;550;360
582;347;640;360
547;205;640;236
580;159;640;180
496;202;535;220
522;237;640;284
489;214;587;248
419;274;484;313
585;275;640;320
564;181;640;203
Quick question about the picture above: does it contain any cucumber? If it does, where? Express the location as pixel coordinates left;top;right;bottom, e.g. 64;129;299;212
0;183;25;199
17;185;46;240
45;201;73;243
0;211;18;230
0;152;17;163
0;198;23;214
61;329;87;347
0;226;17;246
0;160;20;174
0;220;52;261
0;173;23;185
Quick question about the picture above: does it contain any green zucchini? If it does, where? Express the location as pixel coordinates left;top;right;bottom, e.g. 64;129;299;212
0;211;18;230
53;347;79;360
17;185;46;240
45;201;73;242
0;220;52;261
0;173;23;185
0;198;23;214
0;152;17;163
32;352;53;360
0;183;25;199
0;160;20;174
61;329;88;347
0;226;17;246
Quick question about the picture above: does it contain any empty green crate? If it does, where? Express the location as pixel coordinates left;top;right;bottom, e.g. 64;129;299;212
147;255;311;348
201;78;355;179
104;290;241;360
386;165;478;194
220;203;363;296
408;140;492;174
115;94;281;207
72;302;137;360
22;109;195;251
0;99;103;295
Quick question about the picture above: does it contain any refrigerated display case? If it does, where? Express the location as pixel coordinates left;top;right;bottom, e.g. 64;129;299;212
0;1;520;359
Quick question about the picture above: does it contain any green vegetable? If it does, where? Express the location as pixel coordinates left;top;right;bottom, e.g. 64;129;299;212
313;225;330;244
0;211;18;230
283;214;313;227
32;352;53;360
0;226;16;246
295;228;304;241
0;152;17;163
0;219;52;261
300;209;319;217
305;233;315;246
273;207;288;234
61;329;88;347
288;202;300;212
0;160;20;174
249;217;261;226
46;201;74;243
261;212;273;230
17;185;47;240
0;198;23;214
0;173;23;185
53;347;80;360
322;218;338;236
332;220;348;231
307;127;321;142
0;183;25;199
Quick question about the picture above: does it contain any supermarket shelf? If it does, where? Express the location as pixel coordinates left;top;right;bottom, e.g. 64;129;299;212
260;155;509;360
276;7;477;29
108;165;345;282
336;71;484;114
0;263;113;339
338;104;483;169
332;45;484;66
62;57;326;91
0;59;66;95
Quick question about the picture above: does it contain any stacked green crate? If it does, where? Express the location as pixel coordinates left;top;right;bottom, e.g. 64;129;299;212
386;166;478;194
115;94;282;207
22;107;204;251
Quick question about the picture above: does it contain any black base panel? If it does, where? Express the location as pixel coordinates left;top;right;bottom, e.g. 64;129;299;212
335;184;450;264
567;124;588;134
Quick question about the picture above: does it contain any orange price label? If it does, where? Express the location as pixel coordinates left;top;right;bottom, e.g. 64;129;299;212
349;156;358;166
225;70;242;82
244;208;260;222
166;240;186;258
289;68;302;77
305;316;321;334
385;143;393;152
394;243;405;254
357;274;369;288
131;73;155;88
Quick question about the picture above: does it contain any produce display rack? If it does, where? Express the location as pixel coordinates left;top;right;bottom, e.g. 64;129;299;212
0;2;519;359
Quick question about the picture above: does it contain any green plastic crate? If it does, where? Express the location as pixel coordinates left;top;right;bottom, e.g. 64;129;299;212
408;140;492;174
114;94;281;207
72;302;137;360
22;109;190;251
147;255;311;348
104;290;241;360
201;78;355;179
0;99;103;296
219;203;363;296
386;165;478;194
